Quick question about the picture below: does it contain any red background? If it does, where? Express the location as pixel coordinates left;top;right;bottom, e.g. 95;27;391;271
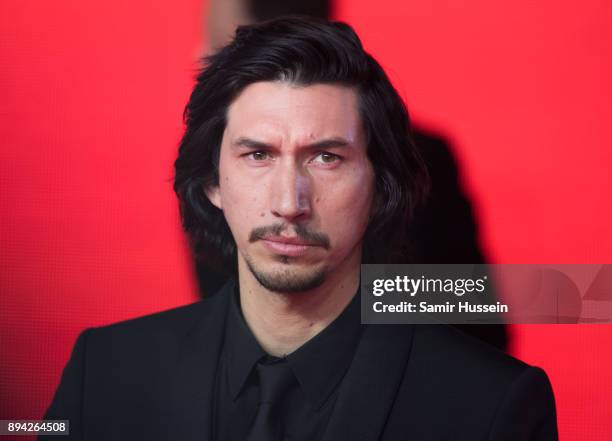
1;1;611;439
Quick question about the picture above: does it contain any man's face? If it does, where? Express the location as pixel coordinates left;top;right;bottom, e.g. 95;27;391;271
206;81;374;293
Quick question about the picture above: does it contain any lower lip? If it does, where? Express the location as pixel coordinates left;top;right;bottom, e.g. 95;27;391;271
261;240;316;257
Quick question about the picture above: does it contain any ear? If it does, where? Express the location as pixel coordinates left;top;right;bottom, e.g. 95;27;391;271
204;184;222;210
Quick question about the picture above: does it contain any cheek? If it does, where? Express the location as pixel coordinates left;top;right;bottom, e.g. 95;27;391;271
316;171;374;243
218;173;266;239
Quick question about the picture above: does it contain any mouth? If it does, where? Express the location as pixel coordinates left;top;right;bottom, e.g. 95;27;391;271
260;236;319;257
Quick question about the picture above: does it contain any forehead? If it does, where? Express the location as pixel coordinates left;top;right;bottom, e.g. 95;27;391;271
224;81;363;145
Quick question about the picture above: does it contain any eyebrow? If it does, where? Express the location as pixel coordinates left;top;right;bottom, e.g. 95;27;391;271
232;136;351;150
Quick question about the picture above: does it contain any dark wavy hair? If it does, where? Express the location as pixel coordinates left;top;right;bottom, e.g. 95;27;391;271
174;17;428;272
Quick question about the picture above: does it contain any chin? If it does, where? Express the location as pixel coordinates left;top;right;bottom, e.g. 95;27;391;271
246;256;329;294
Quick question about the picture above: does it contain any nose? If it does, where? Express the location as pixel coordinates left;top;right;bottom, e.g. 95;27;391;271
269;160;312;222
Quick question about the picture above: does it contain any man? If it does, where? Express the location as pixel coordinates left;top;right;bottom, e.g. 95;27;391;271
43;17;558;440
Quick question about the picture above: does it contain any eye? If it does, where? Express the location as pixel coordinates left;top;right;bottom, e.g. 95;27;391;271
311;152;341;165
246;151;271;161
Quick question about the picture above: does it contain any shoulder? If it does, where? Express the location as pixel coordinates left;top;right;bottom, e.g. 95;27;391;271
410;324;528;379
390;325;556;440
386;324;557;439
93;291;224;335
97;294;222;334
79;288;230;362
399;323;556;409
406;324;553;398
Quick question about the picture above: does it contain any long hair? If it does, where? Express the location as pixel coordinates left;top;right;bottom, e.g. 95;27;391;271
174;17;429;272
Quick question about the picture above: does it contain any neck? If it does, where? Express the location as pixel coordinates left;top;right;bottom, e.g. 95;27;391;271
237;251;361;357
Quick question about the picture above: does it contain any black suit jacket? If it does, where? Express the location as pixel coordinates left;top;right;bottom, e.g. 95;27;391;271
43;281;558;440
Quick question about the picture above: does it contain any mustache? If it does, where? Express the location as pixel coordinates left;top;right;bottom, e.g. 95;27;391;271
248;223;330;250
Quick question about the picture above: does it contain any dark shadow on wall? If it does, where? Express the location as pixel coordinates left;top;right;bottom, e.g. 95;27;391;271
406;128;508;351
406;130;485;264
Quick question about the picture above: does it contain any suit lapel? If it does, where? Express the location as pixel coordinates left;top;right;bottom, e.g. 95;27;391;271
322;323;415;441
165;284;232;440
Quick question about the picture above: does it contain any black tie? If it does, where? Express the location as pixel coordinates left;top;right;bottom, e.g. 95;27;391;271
245;358;295;441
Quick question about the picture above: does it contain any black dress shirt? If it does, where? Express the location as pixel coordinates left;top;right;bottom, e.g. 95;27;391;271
213;284;363;441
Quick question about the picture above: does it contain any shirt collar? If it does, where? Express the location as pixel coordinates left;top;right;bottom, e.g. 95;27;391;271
225;282;267;401
224;281;363;410
285;290;362;410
